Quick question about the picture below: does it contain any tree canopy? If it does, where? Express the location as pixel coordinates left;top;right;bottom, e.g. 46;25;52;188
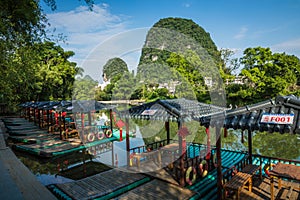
0;0;90;109
227;47;300;105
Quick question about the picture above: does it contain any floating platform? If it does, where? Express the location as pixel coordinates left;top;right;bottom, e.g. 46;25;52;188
12;137;117;158
48;168;195;200
47;149;248;200
9;132;59;143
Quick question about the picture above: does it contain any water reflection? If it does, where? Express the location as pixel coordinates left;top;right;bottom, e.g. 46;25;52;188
222;129;300;161
14;127;299;186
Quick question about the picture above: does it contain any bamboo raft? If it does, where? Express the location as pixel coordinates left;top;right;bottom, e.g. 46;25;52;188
49;168;195;200
12;137;116;158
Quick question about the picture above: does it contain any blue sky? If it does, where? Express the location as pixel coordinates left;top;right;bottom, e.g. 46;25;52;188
41;0;300;81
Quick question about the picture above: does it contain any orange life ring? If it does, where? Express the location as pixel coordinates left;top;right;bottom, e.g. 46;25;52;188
213;153;217;167
87;133;95;142
199;160;208;177
105;129;112;138
185;166;197;185
129;152;136;167
97;131;105;140
231;166;238;177
264;163;276;176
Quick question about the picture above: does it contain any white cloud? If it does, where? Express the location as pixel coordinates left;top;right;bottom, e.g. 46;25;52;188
48;4;127;33
46;4;131;70
234;26;248;40
183;3;191;8
271;38;300;57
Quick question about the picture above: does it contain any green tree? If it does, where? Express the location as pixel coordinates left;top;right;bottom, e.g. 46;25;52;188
72;75;98;100
229;47;300;105
0;0;92;109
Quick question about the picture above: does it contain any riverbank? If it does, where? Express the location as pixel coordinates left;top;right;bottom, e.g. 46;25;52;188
0;117;57;200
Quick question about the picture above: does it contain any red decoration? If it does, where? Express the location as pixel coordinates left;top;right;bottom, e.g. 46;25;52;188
116;119;125;128
206;127;211;160
119;128;123;141
178;126;189;137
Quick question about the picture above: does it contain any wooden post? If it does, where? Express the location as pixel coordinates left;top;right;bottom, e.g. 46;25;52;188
47;110;50;133
88;112;92;126
41;109;44;128
33;108;36;125
178;120;185;186
111;141;114;167
165;121;170;144
241;130;244;143
248;129;253;164
126;118;130;167
37;109;41;128
81;113;85;143
110;109;113;133
59;111;63;140
216;126;223;200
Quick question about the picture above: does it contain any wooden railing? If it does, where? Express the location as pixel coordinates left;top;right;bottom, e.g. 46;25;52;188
129;141;211;186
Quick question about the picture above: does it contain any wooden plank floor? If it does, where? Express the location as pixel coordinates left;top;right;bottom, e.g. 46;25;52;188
226;176;300;200
55;168;147;200
113;179;195;200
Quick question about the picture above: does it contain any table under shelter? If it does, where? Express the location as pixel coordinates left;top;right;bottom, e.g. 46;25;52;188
269;163;300;200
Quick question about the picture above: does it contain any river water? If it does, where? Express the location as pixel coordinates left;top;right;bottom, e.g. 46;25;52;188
13;127;300;186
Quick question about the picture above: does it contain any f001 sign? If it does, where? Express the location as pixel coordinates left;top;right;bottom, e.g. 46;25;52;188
260;113;294;124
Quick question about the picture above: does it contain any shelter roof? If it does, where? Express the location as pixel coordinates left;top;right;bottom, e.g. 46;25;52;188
118;98;226;122
71;100;115;113
200;95;300;134
19;100;114;112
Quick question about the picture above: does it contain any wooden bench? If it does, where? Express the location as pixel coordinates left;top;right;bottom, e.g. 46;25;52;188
223;172;253;200
132;150;161;169
241;164;262;180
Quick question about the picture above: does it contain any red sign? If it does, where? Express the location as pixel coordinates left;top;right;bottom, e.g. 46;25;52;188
260;113;294;124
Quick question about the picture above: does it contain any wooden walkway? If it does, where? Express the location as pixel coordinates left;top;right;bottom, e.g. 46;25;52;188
0;118;57;200
50;167;195;200
112;179;195;200
52;168;149;200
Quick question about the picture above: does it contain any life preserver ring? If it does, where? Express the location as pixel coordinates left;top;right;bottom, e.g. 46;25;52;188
129;153;136;167
231;166;238;177
53;124;60;132
185;166;197;185
213;153;217;167
199;160;208;177
105;129;112;138
87;133;95;142
97;131;105;140
264;163;276;176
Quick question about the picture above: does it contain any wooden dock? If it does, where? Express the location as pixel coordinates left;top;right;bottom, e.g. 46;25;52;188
50;168;195;200
0;118;57;200
51;168;150;200
112;179;195;200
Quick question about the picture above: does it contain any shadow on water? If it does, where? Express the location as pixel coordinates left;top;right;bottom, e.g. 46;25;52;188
13;150;111;185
